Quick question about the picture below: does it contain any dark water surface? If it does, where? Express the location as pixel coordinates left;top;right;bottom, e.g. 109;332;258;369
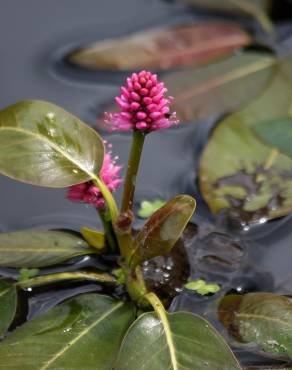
1;0;292;367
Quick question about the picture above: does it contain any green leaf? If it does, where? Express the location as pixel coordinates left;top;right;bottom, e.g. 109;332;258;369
80;227;105;250
185;279;220;295
17;268;40;282
244;367;292;370
68;23;250;71
129;195;196;268
100;53;276;128
0;100;104;187
0;281;17;337
218;293;292;360
137;199;166;218
116;311;241;370
0;293;135;370
181;0;273;33
253;118;292;157
0;230;95;268
199;55;292;224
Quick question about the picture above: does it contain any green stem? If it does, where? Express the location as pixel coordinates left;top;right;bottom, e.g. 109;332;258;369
125;266;149;308
98;209;118;253
121;131;145;213
16;271;116;289
93;176;119;221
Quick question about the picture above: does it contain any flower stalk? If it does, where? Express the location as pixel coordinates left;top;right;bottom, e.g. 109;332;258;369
121;131;145;213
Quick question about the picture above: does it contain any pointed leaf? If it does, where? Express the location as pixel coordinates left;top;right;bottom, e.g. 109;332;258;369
69;23;250;71
0;293;135;370
219;293;292;360
81;227;105;250
0;281;17;337
130;195;196;268
116;311;241;370
199;55;292;224
0;100;104;187
0;230;95;268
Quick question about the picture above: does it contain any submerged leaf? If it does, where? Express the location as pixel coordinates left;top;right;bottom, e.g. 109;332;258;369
0;281;17;337
185;279;220;295
0;100;104;187
0;294;135;370
0;230;95;268
218;293;292;360
129;195;196;268
199;55;292;224
116;310;241;370
137;199;166;219
69;23;250;71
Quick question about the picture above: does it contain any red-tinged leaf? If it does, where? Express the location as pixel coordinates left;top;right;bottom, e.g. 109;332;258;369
68;23;250;71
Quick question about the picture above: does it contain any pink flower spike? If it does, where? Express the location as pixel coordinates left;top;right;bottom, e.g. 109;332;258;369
67;143;122;210
104;70;179;133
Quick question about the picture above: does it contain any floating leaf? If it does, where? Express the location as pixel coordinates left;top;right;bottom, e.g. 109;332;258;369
0;294;135;370
116;310;241;369
180;0;273;33
81;227;105;250
218;293;292;360
100;53;275;128
185;279;220;295
253;118;292;158
69;23;250;71
199;55;292;224
137;199;166;219
129;195;196;268
17;268;40;282
167;52;276;123
0;281;17;337
0;230;95;268
0;100;104;187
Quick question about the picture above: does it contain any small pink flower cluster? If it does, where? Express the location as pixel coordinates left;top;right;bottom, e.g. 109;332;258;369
67;144;122;209
105;70;178;132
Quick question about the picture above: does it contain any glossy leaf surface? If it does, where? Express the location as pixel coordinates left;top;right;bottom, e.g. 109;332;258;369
0;294;135;370
199;56;292;224
0;100;104;187
116;311;241;370
130;195;196;267
0;230;95;268
69;23;250;71
0;281;17;337
219;293;292;359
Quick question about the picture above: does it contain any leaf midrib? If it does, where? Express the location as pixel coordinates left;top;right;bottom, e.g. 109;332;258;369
39;300;124;370
0;126;98;182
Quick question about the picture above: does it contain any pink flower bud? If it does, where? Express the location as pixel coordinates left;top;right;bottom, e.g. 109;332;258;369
104;70;179;132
